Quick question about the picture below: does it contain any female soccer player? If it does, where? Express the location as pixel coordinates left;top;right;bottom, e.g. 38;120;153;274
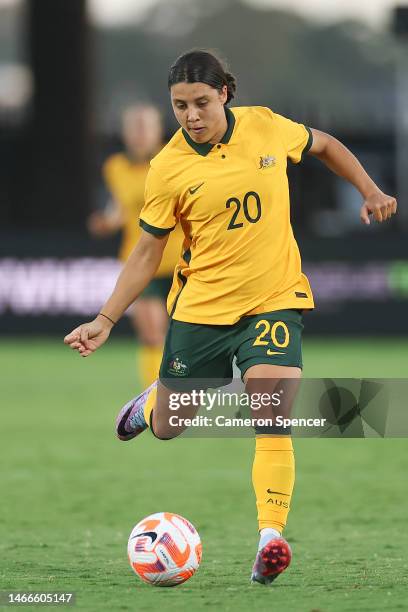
88;104;183;387
64;50;397;585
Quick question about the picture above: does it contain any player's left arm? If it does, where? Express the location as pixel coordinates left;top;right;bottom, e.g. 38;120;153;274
307;128;397;225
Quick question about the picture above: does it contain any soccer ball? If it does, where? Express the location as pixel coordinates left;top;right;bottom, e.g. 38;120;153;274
127;512;202;587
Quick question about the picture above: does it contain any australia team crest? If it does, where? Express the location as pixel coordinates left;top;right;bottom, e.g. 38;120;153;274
259;155;276;169
168;356;189;377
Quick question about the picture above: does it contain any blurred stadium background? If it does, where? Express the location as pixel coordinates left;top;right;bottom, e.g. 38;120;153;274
1;2;408;610
1;0;408;336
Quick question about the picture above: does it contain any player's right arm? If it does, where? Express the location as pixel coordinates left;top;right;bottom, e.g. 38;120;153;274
63;230;169;357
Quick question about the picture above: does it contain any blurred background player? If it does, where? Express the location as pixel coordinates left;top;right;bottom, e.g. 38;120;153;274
87;104;183;387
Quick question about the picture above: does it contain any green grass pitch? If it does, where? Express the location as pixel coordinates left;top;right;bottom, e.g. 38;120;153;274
1;337;407;611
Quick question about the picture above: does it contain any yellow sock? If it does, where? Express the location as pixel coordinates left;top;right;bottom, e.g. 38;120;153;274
252;436;295;533
143;386;157;427
139;345;163;388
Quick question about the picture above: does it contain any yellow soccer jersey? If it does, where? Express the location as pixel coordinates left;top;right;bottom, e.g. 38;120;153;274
103;153;183;276
139;106;314;324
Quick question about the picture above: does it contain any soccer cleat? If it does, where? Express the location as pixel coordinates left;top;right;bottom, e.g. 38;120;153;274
251;537;292;585
115;380;157;441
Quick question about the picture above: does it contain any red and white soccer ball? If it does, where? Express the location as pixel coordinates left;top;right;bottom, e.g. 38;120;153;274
127;512;202;587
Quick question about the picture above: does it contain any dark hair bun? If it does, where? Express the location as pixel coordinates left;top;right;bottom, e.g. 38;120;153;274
224;72;236;103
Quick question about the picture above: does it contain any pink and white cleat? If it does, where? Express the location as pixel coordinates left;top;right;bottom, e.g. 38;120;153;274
115;380;157;441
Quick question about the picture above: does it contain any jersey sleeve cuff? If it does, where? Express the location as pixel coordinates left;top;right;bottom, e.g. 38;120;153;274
299;127;313;163
139;219;175;236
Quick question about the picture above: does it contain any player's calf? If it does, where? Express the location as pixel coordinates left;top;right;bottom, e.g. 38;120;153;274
116;380;201;441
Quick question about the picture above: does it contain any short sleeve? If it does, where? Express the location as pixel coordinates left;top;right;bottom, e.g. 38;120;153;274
139;167;178;236
102;155;133;216
102;157;117;200
101;157;123;209
272;112;313;164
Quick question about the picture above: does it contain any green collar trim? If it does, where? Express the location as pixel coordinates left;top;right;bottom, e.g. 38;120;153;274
182;107;236;156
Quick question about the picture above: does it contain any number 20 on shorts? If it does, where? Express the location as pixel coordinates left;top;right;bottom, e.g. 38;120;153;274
253;320;290;355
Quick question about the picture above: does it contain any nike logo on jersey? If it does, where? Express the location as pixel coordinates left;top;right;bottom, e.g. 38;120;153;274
266;350;286;356
131;531;158;543
267;489;290;496
189;182;204;194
